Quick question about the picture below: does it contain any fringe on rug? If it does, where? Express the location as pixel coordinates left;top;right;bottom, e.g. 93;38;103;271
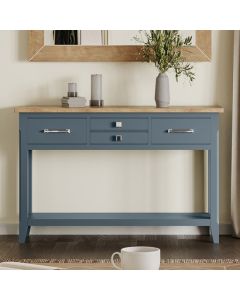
1;258;240;264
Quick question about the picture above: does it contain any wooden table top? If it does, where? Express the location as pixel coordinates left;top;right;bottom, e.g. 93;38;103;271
14;105;224;113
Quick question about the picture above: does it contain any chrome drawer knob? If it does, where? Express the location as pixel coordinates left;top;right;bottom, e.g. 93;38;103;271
113;135;123;142
113;121;123;128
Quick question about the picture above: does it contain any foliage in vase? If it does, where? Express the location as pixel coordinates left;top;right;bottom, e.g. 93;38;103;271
134;30;195;82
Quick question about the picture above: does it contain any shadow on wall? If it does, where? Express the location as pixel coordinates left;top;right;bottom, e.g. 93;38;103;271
214;30;234;223
16;30;69;105
147;150;204;213
18;30;28;61
192;150;204;212
0;108;19;223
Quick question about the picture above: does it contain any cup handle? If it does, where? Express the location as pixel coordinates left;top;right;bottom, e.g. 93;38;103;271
111;252;121;270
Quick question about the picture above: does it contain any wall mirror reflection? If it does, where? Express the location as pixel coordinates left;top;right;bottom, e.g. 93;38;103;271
29;30;211;62
44;30;197;46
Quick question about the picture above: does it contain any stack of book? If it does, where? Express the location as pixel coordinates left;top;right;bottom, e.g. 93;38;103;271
61;97;88;108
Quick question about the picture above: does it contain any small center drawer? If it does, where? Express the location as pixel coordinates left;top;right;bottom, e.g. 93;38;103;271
151;117;211;144
26;118;87;144
90;117;149;131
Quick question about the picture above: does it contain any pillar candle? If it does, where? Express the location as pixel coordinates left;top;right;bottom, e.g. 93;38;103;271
68;82;77;97
91;74;102;100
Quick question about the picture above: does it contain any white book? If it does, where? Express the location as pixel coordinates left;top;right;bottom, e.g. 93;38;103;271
62;97;86;102
62;103;88;108
80;30;102;45
61;97;88;107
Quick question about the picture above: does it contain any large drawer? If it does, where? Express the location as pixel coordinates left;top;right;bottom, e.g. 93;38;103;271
151;117;212;144
90;117;149;131
90;131;149;145
26;118;87;144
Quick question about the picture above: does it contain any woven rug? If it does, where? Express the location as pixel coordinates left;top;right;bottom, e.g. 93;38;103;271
1;258;240;269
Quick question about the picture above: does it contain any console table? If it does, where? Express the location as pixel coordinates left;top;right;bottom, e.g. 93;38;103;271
15;105;224;243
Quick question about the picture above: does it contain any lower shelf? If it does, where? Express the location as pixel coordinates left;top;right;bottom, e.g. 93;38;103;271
29;213;211;227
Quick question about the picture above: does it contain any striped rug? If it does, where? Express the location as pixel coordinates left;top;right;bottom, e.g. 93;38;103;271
1;258;240;269
1;258;240;264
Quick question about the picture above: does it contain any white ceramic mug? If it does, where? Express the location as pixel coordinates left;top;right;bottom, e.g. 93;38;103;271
111;246;160;270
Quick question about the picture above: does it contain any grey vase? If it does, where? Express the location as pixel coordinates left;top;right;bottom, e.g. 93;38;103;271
155;73;170;108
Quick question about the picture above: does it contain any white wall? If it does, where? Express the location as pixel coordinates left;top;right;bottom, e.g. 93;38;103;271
0;30;233;234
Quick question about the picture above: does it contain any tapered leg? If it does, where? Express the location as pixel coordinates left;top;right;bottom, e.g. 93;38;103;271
28;150;32;216
19;224;30;243
19;133;32;243
208;133;219;244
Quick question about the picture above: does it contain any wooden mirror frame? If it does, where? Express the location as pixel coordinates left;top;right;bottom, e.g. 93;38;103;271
28;30;211;62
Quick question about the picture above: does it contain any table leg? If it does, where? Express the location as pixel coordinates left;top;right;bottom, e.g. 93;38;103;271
208;133;219;244
19;143;32;243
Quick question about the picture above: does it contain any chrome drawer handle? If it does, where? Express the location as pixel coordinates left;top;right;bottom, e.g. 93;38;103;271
167;129;194;134
113;121;123;128
43;129;71;134
113;135;123;142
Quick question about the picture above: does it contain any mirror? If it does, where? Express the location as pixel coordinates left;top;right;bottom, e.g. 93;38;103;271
28;30;211;62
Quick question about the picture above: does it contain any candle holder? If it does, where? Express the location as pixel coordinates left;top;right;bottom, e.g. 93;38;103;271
90;100;104;107
68;82;78;97
90;74;104;107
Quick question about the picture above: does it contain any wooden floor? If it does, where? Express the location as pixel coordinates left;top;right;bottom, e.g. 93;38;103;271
0;235;240;261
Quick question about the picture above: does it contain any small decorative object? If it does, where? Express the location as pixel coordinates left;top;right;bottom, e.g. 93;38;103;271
61;82;88;107
101;30;108;45
90;74;104;107
134;30;195;108
68;82;78;97
54;30;78;45
80;30;107;45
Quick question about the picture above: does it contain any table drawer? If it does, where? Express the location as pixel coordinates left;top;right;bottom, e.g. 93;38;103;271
90;117;148;131
151;118;211;144
90;131;149;145
26;118;87;144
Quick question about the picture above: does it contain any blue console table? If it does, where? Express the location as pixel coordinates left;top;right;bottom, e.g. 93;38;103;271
15;105;223;243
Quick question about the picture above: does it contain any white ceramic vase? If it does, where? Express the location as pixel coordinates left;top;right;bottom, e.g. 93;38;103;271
155;73;170;108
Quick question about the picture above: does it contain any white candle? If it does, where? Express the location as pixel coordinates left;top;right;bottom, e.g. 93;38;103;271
68;82;77;97
91;74;102;100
